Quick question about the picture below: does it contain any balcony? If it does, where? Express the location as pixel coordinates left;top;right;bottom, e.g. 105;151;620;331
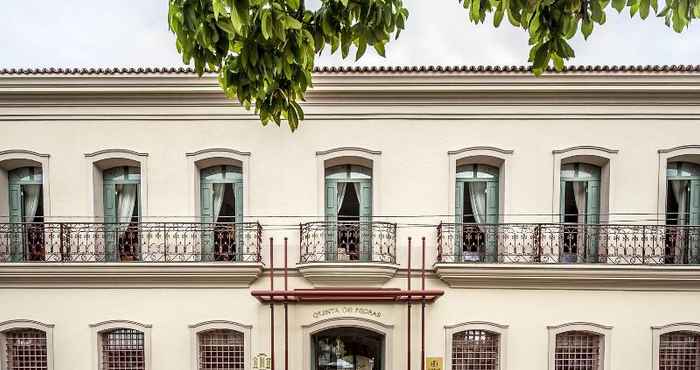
435;222;700;290
297;221;398;287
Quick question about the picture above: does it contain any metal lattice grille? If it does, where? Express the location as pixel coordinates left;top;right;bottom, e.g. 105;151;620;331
5;329;48;370
555;331;601;370
659;331;700;370
452;330;500;370
101;329;144;370
198;330;244;370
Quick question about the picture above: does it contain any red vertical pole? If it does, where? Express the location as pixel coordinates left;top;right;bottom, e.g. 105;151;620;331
421;237;426;370
284;237;289;370
407;237;412;370
269;238;275;370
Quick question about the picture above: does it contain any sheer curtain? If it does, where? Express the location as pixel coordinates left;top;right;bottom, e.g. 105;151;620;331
671;180;689;226
116;184;137;235
336;182;347;220
22;184;41;222
572;182;588;224
212;183;225;222
468;182;487;230
352;182;361;210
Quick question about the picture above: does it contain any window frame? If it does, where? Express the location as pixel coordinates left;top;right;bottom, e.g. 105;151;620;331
189;320;252;370
652;322;700;370
547;322;611;370
0;319;54;370
444;321;508;370
90;320;152;370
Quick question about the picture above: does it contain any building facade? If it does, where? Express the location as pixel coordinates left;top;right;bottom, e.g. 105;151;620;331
2;65;700;370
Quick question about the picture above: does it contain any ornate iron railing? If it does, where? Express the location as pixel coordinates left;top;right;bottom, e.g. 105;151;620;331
437;222;700;264
299;221;397;263
0;222;262;263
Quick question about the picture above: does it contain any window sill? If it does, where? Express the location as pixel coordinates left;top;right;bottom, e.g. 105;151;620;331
434;263;700;291
0;262;264;288
297;262;399;287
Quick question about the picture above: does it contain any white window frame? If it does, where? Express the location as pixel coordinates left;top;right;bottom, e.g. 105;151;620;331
0;150;51;222
444;321;508;370
90;320;152;370
651;322;700;369
547;322;612;370
189;320;252;370
0;319;54;370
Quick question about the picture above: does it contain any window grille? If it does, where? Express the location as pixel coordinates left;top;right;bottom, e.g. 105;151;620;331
101;329;144;370
198;329;244;370
4;329;48;370
659;331;700;370
452;330;499;370
555;331;601;370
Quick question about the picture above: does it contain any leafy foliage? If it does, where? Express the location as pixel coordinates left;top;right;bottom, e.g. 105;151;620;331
168;0;695;130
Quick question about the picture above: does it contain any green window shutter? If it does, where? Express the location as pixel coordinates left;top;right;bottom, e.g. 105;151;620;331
559;180;567;223
359;181;372;261
484;181;499;262
8;183;23;261
688;179;700;262
585;180;601;263
200;182;214;261
454;181;464;258
234;182;244;260
324;181;337;261
102;182;118;262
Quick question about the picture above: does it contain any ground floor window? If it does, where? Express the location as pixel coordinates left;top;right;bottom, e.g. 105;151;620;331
198;329;244;370
313;327;383;370
659;331;700;370
100;328;145;370
4;329;48;370
451;329;500;370
554;331;601;370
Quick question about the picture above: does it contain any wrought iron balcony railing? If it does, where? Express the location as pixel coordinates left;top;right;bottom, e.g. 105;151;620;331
299;221;397;263
437;222;700;264
0;222;262;263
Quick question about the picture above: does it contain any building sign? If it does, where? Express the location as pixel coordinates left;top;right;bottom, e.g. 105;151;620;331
253;353;271;369
311;306;383;319
426;357;443;370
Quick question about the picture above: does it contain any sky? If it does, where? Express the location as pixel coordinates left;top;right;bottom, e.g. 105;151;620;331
1;0;699;69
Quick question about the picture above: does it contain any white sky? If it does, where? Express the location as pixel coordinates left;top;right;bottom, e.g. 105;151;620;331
1;0;699;68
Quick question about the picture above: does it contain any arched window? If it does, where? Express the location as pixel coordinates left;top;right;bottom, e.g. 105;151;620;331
200;165;243;262
451;329;500;370
554;331;602;370
455;164;499;263
7;167;44;262
560;163;601;263
197;329;244;370
99;328;145;370
324;164;372;261
102;166;141;262
666;162;700;264
657;330;700;370
0;320;53;370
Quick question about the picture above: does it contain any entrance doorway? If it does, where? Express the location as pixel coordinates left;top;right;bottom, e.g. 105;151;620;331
312;327;384;370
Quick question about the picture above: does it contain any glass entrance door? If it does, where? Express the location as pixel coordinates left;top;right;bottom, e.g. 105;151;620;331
312;327;384;370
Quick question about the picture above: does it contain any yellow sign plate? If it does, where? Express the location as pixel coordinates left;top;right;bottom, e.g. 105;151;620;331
426;357;443;370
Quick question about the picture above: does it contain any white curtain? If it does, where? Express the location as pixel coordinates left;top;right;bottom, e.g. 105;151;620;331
22;184;41;222
336;183;347;218
352;182;361;208
212;183;225;222
671;180;689;225
116;184;137;235
572;182;588;224
468;182;487;231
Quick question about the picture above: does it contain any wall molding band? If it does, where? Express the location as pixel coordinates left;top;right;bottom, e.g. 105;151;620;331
658;145;700;154
0;150;50;158
185;148;251;157
84;148;148;158
89;320;152;329
447;146;514;155
316;147;382;156
552;146;619;154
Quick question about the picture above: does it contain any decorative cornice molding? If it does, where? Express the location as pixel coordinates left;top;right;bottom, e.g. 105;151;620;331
447;146;514;156
297;263;398;287
90;320;152;329
552;146;619;155
188;320;253;330
547;322;613;331
445;321;509;330
185;148;251;157
434;263;700;291
658;145;700;154
301;316;394;330
651;322;700;330
0;150;50;158
0;263;264;288
84;148;148;158
0;319;55;329
315;147;382;156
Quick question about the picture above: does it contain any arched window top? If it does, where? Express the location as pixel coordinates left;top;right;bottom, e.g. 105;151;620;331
8;166;42;184
561;163;601;181
103;166;140;183
200;165;242;183
667;161;700;179
325;164;372;180
456;164;499;181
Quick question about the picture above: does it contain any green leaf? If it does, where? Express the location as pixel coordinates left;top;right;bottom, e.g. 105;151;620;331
374;42;386;57
355;36;367;60
287;0;300;10
261;10;272;39
230;0;244;34
213;0;226;20
582;18;594;39
612;0;626;12
284;15;303;29
493;3;504;26
640;0;650;18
